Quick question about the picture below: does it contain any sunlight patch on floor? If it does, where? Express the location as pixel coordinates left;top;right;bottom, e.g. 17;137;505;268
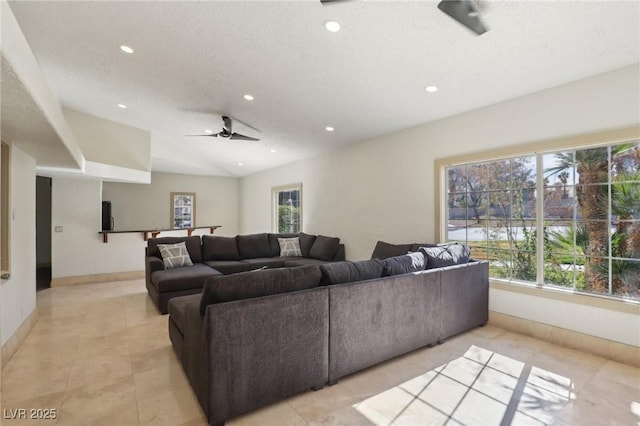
353;345;576;425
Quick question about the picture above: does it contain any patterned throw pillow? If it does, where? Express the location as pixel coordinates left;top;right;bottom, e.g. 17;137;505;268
278;237;303;257
157;242;194;269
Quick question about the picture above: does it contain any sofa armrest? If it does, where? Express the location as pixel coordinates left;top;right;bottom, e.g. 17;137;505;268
203;287;329;425
333;244;346;261
145;256;164;289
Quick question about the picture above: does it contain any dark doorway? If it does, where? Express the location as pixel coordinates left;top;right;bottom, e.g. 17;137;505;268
36;176;52;291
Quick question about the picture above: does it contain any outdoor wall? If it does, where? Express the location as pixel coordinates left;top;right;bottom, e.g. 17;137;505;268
239;64;640;347
102;172;238;234
1;145;36;345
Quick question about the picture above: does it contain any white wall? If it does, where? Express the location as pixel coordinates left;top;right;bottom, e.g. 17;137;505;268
64;108;150;171
51;178;145;278
102;172;238;235
1;145;36;345
51;172;238;279
239;64;640;347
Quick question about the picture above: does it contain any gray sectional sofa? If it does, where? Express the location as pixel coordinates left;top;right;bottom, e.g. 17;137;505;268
166;241;489;426
145;232;345;313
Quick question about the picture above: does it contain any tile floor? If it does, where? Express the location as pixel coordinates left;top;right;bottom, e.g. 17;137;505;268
1;279;639;425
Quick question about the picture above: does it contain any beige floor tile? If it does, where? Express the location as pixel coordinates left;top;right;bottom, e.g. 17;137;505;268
66;353;132;390
307;405;375;426
136;383;206;426
287;383;358;422
55;400;139;426
595;359;640;390
130;346;177;374
553;375;640;425
133;362;191;400
61;375;137;419
227;400;307;426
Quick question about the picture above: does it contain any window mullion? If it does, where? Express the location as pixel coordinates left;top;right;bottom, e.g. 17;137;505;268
536;153;545;286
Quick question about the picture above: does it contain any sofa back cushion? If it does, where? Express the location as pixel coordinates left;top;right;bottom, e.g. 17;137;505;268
420;244;471;269
410;242;438;252
148;236;202;263
237;233;271;259
319;259;384;286
268;233;298;257
309;235;341;261
199;265;322;315
382;252;426;276
298;232;317;257
370;241;414;260
202;235;240;261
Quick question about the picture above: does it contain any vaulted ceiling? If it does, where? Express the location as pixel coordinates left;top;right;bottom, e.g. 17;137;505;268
8;0;640;177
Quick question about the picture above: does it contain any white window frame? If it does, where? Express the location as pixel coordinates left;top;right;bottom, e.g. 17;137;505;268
272;183;302;233
435;126;640;302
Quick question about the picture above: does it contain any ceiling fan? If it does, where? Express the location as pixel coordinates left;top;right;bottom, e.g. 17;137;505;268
188;116;260;141
320;0;488;36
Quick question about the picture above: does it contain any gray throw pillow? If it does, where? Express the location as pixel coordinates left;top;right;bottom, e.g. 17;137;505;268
309;235;340;261
420;244;471;269
382;251;426;276
279;237;303;257
319;259;384;285
157;242;194;269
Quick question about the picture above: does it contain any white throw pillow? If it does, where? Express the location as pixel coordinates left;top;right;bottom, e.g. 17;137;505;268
278;237;302;257
158;242;194;269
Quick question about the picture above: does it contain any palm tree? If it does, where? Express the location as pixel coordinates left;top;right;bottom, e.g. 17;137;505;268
548;143;639;294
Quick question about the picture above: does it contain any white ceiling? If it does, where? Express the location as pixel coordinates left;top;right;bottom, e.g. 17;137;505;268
8;0;640;177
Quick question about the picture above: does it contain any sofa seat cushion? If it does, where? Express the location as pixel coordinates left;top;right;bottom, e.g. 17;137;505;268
282;258;330;267
237;233;271;259
167;293;202;334
200;265;322;315
309;235;340;261
382;252;426;276
319;259;384;285
203;260;259;275
151;264;221;293
241;257;286;268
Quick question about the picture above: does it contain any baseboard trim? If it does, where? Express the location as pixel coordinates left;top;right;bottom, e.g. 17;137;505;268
489;311;640;368
1;308;38;370
51;270;144;287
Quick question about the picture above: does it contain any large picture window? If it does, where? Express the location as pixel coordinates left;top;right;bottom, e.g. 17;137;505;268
445;141;639;300
273;184;301;233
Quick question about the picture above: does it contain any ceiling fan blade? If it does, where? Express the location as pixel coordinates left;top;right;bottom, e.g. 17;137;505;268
230;133;260;142
320;0;351;3
222;116;233;133
187;133;219;137
438;0;488;35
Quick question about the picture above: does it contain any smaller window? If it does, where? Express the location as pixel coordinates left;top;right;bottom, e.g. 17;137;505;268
171;192;196;229
273;184;302;233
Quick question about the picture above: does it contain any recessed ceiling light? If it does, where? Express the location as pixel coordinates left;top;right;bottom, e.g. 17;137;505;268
270;149;277;153
237;162;244;166
324;21;341;32
325;126;335;132
117;103;128;109
425;86;438;93
204;129;213;134
243;94;254;101
120;45;134;54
